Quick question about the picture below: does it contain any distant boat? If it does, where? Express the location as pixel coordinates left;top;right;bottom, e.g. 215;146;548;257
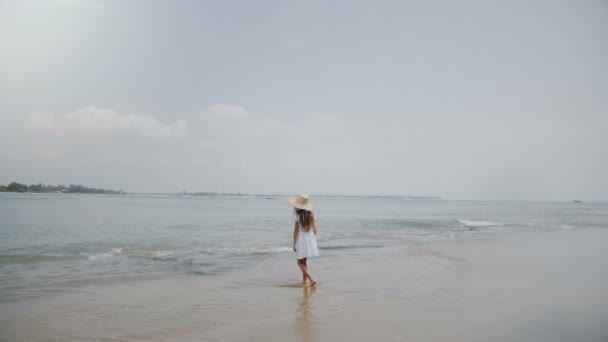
266;197;276;200
572;200;582;203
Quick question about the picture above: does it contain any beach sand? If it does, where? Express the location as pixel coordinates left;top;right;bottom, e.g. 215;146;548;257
2;228;607;341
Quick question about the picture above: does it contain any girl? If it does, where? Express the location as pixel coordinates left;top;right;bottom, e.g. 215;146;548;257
289;194;319;287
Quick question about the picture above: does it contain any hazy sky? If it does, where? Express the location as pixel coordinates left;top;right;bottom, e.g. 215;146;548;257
0;0;606;200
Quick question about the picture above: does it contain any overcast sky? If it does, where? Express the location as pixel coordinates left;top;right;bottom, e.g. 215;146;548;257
0;0;606;200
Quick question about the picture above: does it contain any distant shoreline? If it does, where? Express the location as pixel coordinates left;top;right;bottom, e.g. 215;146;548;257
0;191;125;195
0;182;125;195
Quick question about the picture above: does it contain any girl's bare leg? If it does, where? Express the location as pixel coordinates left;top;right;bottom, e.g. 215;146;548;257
301;258;307;283
297;259;316;286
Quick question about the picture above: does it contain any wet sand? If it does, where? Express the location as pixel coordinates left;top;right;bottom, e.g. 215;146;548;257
2;229;608;341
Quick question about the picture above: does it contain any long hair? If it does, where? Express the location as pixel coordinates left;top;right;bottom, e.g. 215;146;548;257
295;209;315;232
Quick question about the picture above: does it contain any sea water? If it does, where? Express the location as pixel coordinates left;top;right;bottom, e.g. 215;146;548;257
0;194;606;303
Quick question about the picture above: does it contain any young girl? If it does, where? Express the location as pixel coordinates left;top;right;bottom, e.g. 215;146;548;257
289;194;319;287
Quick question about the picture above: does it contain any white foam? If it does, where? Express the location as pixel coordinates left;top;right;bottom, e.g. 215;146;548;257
83;248;123;261
458;220;504;227
152;251;173;257
520;222;578;230
213;246;292;254
252;247;292;253
317;233;354;242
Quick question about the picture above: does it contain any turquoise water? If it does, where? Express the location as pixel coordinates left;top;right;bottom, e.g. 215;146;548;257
1;194;606;303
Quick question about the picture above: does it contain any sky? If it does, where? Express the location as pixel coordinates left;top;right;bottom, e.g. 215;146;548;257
0;0;606;200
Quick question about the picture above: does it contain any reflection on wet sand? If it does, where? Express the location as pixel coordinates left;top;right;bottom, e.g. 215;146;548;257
295;286;316;342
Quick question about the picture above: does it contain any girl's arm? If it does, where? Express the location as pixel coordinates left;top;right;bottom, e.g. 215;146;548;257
293;222;299;251
313;221;317;235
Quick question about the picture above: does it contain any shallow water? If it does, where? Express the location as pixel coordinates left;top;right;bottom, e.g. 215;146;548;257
1;194;607;341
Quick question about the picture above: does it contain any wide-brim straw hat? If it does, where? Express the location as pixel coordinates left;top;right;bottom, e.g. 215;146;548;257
288;194;314;211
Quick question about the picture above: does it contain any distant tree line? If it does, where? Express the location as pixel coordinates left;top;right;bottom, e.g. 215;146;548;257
0;182;125;194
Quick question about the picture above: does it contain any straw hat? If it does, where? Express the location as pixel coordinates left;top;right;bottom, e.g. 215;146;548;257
288;194;314;211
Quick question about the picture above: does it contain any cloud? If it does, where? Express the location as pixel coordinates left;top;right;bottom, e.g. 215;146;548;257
53;0;105;9
14;106;195;191
194;104;360;193
19;104;360;193
14;103;606;199
24;106;192;176
197;104;351;162
27;106;190;144
202;104;248;120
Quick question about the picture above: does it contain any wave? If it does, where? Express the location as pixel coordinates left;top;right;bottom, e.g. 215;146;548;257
380;219;578;231
319;244;384;250
517;222;578;230
123;249;173;258
81;248;123;260
378;218;486;230
457;220;504;228
0;245;292;265
379;219;444;229
82;248;181;261
457;220;578;230
209;246;292;255
316;232;369;242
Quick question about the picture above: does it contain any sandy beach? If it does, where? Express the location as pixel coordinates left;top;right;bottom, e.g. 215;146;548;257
2;228;607;342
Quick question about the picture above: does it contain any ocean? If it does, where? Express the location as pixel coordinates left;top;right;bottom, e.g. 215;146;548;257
1;194;607;341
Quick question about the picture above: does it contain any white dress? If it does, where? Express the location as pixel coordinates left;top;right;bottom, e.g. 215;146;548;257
295;219;319;259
